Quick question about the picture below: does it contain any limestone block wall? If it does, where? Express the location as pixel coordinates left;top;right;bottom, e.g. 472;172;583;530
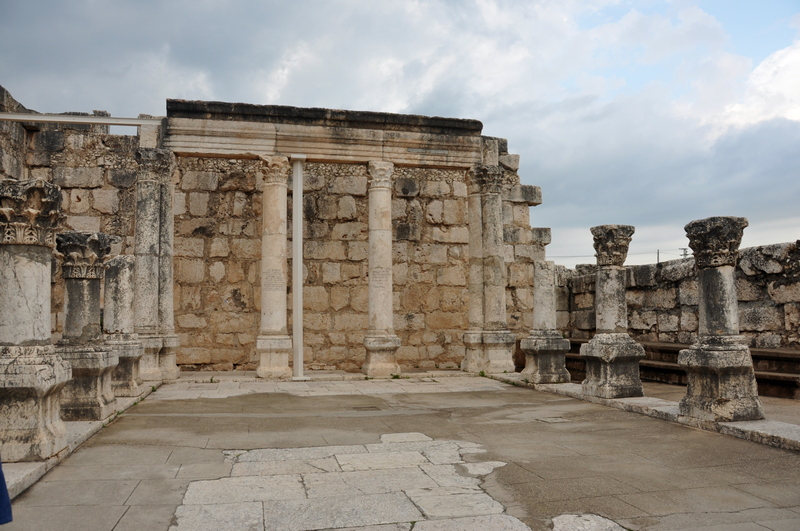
172;157;263;370
0;87;26;180
560;242;800;350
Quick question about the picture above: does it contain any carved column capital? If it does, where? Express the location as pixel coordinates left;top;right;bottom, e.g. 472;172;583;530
0;178;64;247
474;165;504;194
260;155;291;184
135;148;175;183
56;231;119;279
368;161;394;189
684;216;748;269
591;224;635;266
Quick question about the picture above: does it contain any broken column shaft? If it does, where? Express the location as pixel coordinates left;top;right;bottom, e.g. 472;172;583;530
104;255;143;397
0;179;71;462
678;216;765;422
362;161;401;377
580;224;645;398
520;250;571;384
56;231;119;421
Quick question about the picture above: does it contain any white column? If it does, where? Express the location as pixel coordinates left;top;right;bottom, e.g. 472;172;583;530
362;161;401;377
256;156;292;379
291;155;308;380
463;167;485;372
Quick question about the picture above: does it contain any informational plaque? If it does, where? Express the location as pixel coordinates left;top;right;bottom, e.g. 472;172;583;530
263;269;285;291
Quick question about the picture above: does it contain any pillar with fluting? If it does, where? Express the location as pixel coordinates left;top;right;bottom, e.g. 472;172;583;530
362;161;401;377
104;255;143;397
256;156;293;379
56;231;119;421
0;179;71;462
580;225;645;398
134;148;170;382
678;216;764;422
520;250;571;384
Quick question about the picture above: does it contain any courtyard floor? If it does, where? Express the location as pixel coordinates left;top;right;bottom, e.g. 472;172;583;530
5;373;800;530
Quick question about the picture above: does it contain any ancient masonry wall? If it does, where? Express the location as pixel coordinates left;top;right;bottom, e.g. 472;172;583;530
560;241;800;350
170;157;538;371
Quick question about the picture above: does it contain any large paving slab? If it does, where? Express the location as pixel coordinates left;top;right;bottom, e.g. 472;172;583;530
4;375;800;530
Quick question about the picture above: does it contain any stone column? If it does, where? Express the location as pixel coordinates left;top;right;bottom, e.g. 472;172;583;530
463;167;485;373
0;179;71;462
520;257;571;383
104;255;143;397
56;231;119;421
678;216;765;421
134;148;170;382
158;167;180;380
464;166;515;374
362;161;401;378
580;225;645;398
256;156;292;379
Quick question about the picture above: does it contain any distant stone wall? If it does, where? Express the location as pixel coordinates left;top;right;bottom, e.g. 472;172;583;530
560;242;800;349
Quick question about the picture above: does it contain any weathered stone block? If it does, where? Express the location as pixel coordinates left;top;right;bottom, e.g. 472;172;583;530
69;189;91;213
337;196;357;219
630;310;657;330
92;189;119;214
189;192;209;216
305;241;346;260
442;199;465;225
426;312;465;329
328;175;367;196
680;308;698;332
209;237;230;257
502;184;541;206
767;281;800;304
645;288;677;309
678;280;699;306
175;259;205;283
331;222;367;240
230;238;260;258
432;227;469;244
177;314;208;329
54;166;103;188
395;222;421;241
347;241;368;261
182;171;219;191
658;312;680;332
738;303;782;331
395;177;419;198
333;313;368;330
420;181;450;197
573;292;595;310
350;286;369;313
413;244;447;264
571;310;595;330
110;168;137;188
175;237;204;258
65;215;101;232
627;264;657;287
437;266;466;286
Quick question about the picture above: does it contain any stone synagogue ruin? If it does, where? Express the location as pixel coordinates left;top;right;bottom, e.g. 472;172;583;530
1;83;799;463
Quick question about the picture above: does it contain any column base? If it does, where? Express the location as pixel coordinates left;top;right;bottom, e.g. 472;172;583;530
159;334;180;381
461;331;515;374
57;344;119;422
138;335;163;382
107;335;143;397
580;333;645;399
362;335;401;378
520;331;571;384
0;346;71;462
678;337;765;422
256;336;292;379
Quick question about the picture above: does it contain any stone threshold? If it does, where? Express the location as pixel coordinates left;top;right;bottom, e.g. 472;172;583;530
490;373;800;453
177;368;469;383
4;382;161;500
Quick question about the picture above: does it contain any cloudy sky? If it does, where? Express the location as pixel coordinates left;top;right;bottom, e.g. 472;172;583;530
1;0;798;267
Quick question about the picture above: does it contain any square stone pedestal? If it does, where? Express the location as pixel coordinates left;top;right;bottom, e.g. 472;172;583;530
256;336;292;379
58;345;119;422
462;331;516;374
139;336;163;382
107;336;143;397
580;333;645;398
679;337;765;422
362;335;401;378
159;334;180;381
0;346;71;462
520;331;571;384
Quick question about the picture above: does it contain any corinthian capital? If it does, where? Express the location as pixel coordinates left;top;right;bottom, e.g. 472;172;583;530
684;216;748;269
56;231;119;279
591;224;635;267
0;179;64;247
368;161;394;189
260;156;291;184
474;165;503;194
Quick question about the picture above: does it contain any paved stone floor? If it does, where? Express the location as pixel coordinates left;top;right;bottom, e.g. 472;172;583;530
6;374;800;530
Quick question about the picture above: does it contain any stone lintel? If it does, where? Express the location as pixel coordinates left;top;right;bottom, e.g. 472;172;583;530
167;100;483;135
685;216;748;269
591;225;635;267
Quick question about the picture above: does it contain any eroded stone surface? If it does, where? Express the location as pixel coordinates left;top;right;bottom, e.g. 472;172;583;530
170;433;529;531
